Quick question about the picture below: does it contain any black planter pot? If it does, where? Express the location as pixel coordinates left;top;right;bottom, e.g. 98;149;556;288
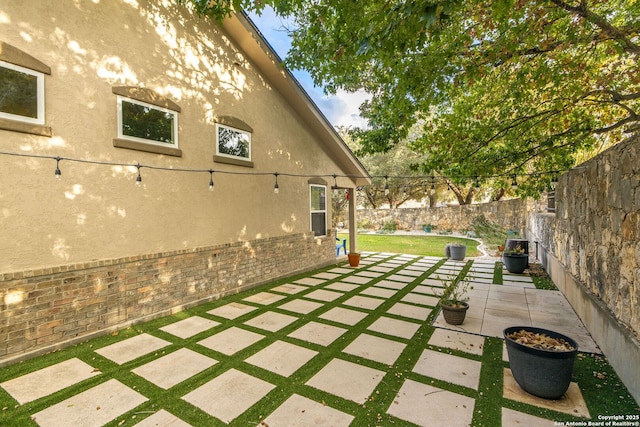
448;245;467;261
503;254;528;274
504;326;579;399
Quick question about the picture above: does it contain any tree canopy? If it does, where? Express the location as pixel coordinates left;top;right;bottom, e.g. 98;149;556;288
185;0;639;196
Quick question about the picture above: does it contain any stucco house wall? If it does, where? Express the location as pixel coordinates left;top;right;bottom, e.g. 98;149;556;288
0;0;368;363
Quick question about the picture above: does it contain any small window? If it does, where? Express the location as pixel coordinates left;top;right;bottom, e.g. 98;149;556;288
216;123;251;161
0;60;45;125
117;96;178;147
310;184;327;237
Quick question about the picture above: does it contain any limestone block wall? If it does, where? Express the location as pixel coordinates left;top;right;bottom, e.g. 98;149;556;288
528;135;640;402
0;232;336;365
356;198;530;234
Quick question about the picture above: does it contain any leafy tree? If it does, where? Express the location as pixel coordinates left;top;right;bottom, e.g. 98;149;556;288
181;0;639;197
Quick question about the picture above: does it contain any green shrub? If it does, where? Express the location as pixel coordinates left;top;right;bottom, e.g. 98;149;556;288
381;220;397;232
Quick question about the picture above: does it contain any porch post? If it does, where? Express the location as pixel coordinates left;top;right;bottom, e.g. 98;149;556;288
348;188;357;253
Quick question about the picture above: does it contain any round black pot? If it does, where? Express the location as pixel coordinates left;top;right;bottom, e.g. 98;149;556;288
448;245;466;261
504;326;578;400
503;254;528;274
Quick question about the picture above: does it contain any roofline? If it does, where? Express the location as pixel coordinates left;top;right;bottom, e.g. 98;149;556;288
221;12;371;186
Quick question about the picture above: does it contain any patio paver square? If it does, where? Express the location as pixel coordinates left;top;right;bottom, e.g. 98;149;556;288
387;379;475;427
134;410;191;427
245;340;318;377
341;275;373;285
288;321;348;346
428;329;485;356
387;274;415;283
502;408;555;427
343;333;406;365
198;327;263;355
413;349;481;390
262;394;354;426
207;302;257;319
503;368;590;418
313;272;341;280
361;287;396;298
411;285;439;295
421;278;445;287
356;270;384;278
295;277;326;286
401;293;439;307
368;266;394;273
503;274;534;283
182;369;275;423
367;316;420;339
243;292;286;305
31;379;147;427
375;280;408;290
395;269;422;277
132;348;217;389
304;289;344;302
306;358;385;404
325;282;360;292
0;358;100;405
245;312;299;332
319;307;368;326
387;302;432;320
278;299;323;314
343;295;385;310
95;333;171;365
159;316;220;339
271;283;309;294
327;268;352;274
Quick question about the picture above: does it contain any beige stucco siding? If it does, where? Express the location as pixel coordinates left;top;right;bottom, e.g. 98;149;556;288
0;0;354;272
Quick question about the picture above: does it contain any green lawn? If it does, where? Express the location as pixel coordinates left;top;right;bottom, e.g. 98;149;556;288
338;233;481;257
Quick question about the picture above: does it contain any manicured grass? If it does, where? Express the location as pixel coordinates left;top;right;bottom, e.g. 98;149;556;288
338;233;481;257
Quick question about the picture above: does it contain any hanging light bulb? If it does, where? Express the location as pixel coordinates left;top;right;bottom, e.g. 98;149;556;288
332;174;338;190
474;176;480;190
403;186;407;198
551;173;558;183
273;172;279;194
430;176;435;195
384;175;389;195
208;169;214;191
511;175;518;190
54;156;62;179
135;164;142;186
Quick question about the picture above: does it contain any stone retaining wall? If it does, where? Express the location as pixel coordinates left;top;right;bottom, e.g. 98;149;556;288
0;232;336;365
356;198;530;234
528;135;640;402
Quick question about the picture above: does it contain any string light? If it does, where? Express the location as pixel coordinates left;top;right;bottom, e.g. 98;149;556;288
208;169;215;191
273;172;279;194
332;174;338;190
135;164;142;186
0;150;569;194
54;156;62;179
511;175;518;189
474;176;480;190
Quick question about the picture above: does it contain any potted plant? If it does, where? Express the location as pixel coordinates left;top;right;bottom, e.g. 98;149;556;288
504;326;578;399
422;223;435;233
347;252;360;267
503;244;528;274
436;272;472;325
445;242;467;260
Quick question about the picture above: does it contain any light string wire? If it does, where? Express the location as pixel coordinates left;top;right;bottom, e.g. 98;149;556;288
0;150;563;187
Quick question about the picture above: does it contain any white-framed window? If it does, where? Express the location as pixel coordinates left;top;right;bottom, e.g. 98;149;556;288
310;184;327;237
216;123;251;161
0;59;45;125
117;95;178;147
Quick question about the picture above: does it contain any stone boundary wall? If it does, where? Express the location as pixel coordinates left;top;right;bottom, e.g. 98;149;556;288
527;135;640;402
0;232;336;365
355;198;530;234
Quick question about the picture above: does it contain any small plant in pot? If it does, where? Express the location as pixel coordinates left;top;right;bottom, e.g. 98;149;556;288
503;244;528;274
422;223;435;233
504;326;578;399
437;273;472;325
445;242;467;260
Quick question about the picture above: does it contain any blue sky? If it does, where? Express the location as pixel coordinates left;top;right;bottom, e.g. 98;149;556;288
246;8;370;129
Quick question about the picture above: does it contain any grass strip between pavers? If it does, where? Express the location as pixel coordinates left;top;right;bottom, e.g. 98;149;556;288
0;253;638;427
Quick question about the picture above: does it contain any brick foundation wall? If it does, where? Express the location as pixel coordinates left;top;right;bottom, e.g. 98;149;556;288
0;231;336;365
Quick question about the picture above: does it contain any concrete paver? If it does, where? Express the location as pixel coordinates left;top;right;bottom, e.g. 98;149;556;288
134;410;192;427
413;349;482;390
207;302;257;319
288;321;348;346
198;326;263;355
95;333;171;365
318;306;368;326
245;340;318;376
261;394;355;426
343;333;407;365
132;348;217;389
306;358;385;404
159;316;220;339
367;316;420;339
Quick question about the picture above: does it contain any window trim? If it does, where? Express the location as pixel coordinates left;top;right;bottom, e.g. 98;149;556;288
0;59;45;126
310;184;328;237
215;123;252;162
116;95;179;148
